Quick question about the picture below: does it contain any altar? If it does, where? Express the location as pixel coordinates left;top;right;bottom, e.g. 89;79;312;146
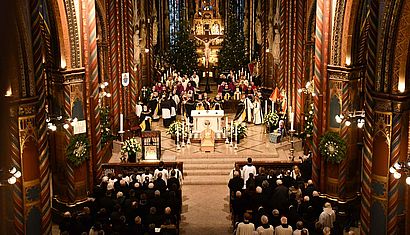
191;110;224;139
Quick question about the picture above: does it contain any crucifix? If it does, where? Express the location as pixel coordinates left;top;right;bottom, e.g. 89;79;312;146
194;36;220;68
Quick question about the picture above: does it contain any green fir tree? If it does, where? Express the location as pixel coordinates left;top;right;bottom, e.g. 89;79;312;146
169;21;198;75
218;1;248;72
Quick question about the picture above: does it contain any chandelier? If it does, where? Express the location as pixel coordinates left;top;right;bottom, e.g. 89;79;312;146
0;167;21;186
390;161;410;185
335;110;365;128
298;81;316;96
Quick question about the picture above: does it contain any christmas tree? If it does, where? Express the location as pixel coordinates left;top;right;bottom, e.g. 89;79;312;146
218;0;248;72
169;21;198;75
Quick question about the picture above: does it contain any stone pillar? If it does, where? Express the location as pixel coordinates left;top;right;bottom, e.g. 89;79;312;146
325;65;364;200
368;98;409;235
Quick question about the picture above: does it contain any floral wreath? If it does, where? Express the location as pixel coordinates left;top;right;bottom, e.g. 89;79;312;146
319;132;347;164
66;134;90;167
121;137;142;155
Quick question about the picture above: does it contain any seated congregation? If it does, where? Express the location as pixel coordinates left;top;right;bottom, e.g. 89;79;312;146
228;158;358;235
58;162;182;235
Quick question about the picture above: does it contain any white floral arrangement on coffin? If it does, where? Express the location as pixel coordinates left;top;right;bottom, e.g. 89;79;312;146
121;137;142;155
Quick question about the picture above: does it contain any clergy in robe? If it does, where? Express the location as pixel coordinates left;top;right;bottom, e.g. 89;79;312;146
253;96;263;125
222;84;231;100
244;95;253;123
148;92;160;121
135;101;143;118
191;71;200;87
185;97;196;124
139;105;152;131
203;93;211;110
212;95;224;110
234;95;247;124
170;96;177;123
161;97;172;127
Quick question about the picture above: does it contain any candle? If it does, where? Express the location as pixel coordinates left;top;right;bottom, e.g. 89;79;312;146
247;73;250;80
176;124;180;144
242;68;244;73
230;121;233;141
265;100;268;115
289;106;294;131
235;123;238;144
235;74;238;80
182;122;185;139
225;116;229;131
271;100;274;113
238;70;240;75
119;113;124;132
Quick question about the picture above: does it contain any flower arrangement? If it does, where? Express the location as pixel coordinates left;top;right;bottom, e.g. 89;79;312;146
263;112;280;127
66;134;90;167
166;121;188;138
319;132;347;164
121;137;142;155
228;123;248;139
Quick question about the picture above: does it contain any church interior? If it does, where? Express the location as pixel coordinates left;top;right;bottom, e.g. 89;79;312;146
1;0;410;234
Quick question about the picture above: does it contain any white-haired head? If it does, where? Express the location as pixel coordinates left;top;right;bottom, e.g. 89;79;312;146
148;182;155;189
304;196;310;202
116;191;123;198
256;186;262;194
280;216;288;224
308;179;313;185
276;179;283;185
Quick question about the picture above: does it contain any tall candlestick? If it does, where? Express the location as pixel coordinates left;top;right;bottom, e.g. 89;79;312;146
225;116;229;130
181;122;185;147
271;100;274;113
234;123;238;149
265;100;268;115
230;121;233;146
119;114;124;132
235;124;238;143
289;106;294;131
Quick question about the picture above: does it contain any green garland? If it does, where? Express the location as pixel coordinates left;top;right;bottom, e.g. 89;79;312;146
66;134;90;167
319;132;347;164
301;103;314;140
100;106;115;145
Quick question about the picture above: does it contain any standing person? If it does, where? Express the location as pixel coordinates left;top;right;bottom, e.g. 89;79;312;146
154;161;169;184
235;212;255;235
245;94;254;123
161;96;172;128
139;105;152;131
253;96;263;125
234;95;247;124
191;71;200;87
274;217;293;235
242;158;257;188
256;215;274;235
319;203;336;230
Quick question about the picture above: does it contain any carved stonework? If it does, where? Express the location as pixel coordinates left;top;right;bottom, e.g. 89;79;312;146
373;112;392;147
392;0;410;93
64;0;81;68
331;0;346;65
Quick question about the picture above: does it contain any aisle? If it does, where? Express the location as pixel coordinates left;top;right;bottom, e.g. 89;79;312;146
179;185;232;235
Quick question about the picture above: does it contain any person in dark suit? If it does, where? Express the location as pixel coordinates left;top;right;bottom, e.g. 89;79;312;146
271;179;289;215
167;170;181;191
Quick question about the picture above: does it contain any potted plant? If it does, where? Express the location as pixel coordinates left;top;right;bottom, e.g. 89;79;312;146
263;112;279;132
121;137;142;163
